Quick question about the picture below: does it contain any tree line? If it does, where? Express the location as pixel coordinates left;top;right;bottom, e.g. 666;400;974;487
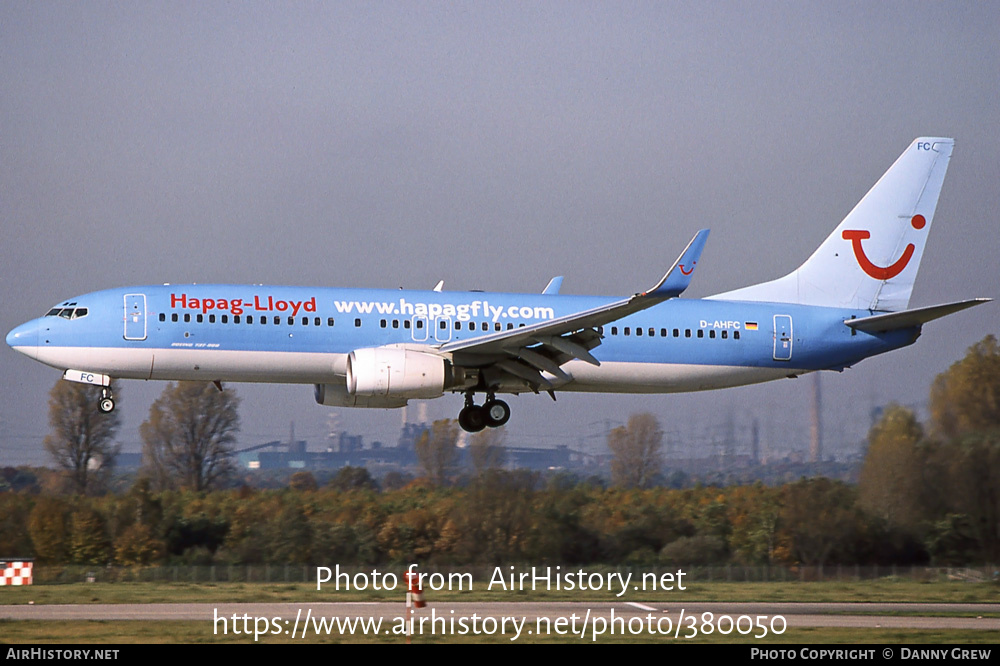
1;335;997;567
0;465;994;568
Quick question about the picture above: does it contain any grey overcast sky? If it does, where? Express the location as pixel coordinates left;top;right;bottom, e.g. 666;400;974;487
2;2;998;466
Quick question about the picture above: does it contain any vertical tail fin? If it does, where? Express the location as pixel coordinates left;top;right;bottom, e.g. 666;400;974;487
711;138;954;312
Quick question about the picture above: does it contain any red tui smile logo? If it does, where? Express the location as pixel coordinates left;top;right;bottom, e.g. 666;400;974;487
842;215;925;280
679;261;696;276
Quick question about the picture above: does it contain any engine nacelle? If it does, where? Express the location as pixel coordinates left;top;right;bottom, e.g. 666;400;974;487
314;382;409;408
346;347;453;399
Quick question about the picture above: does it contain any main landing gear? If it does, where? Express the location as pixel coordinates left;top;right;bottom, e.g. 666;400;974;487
458;391;510;433
98;387;116;414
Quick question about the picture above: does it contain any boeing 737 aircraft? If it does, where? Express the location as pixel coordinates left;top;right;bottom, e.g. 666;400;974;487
6;137;989;432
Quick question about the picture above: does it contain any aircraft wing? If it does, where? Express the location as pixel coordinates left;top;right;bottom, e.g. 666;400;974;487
438;229;709;389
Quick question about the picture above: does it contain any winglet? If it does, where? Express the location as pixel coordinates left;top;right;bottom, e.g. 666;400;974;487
640;229;710;298
542;276;564;295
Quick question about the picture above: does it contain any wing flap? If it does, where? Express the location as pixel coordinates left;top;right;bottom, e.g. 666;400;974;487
513;347;572;381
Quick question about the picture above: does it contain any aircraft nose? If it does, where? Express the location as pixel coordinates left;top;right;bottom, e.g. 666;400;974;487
6;320;40;359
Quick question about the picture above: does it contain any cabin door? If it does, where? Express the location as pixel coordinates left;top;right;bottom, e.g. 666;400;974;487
124;293;147;340
773;314;792;361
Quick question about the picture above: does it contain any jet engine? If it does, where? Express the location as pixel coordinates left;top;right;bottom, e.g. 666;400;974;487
313;382;409;408
346;347;458;399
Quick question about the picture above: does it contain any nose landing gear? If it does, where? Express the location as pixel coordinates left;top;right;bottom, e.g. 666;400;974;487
98;387;116;414
457;391;510;432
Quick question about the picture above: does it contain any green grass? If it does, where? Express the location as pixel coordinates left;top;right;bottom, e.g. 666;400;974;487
2;579;998;605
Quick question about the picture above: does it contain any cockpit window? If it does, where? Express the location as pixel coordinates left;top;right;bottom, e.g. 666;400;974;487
45;307;88;320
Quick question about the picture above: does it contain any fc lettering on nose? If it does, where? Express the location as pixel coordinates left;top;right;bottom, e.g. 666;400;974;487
842;215;925;280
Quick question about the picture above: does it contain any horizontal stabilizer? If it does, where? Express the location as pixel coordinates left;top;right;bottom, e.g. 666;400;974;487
845;298;991;333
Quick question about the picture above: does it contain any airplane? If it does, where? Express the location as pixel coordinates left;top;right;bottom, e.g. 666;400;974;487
6;137;990;432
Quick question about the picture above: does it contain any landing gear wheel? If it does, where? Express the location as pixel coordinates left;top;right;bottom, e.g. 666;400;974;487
98;387;115;414
483;399;511;428
458;405;486;433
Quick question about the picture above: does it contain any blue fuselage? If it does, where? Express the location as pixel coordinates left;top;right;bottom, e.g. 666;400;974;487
6;284;918;394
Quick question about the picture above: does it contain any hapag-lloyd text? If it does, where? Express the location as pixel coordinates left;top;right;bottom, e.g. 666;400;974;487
170;293;317;317
168;294;555;323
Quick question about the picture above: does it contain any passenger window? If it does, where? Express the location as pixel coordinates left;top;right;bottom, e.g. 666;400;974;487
416;320;423;329
355;318;362;327
439;320;447;329
222;315;229;324
685;329;691;338
314;317;320;326
649;328;655;337
507;323;514;330
697;329;704;338
274;316;280;325
495;322;501;331
624;327;630;336
159;313;166;322
288;316;294;325
611;327;618;336
636;327;642;336
209;314;216;324
302;317;309;326
673;329;679;337
246;315;253;324
660;328;666;337
234;315;241;324
197;314;204;323
329;318;336;327
184;314;191;323
380;319;387;329
171;314;178;322
482;322;488;331
404;320;411;329
722;330;728;339
734;331;740;340
393;320;399;329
